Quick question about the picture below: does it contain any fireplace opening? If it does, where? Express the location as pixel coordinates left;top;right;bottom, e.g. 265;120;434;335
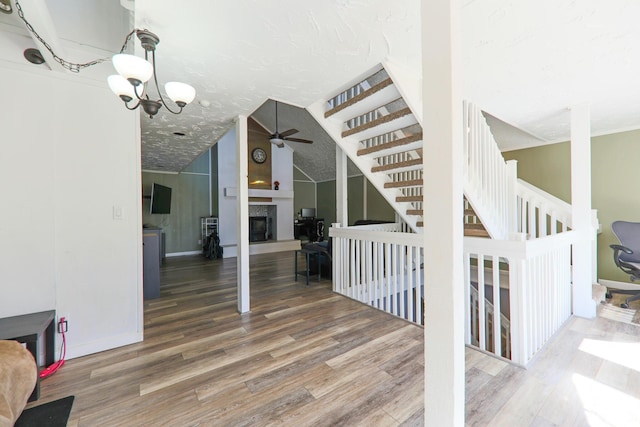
249;216;267;242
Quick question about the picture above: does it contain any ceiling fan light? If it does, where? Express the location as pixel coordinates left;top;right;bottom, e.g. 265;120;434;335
270;138;285;148
112;53;153;85
165;82;196;106
108;74;137;102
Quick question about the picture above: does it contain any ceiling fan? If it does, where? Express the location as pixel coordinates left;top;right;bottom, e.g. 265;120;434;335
269;101;313;148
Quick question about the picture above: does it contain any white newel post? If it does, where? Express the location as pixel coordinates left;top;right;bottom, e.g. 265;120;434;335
236;115;250;313
336;146;348;226
570;104;596;318
331;223;341;293
423;0;465;425
506;160;518;236
591;209;598;285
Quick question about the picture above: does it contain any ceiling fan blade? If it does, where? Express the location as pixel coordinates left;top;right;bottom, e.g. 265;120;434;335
279;128;299;138
285;137;313;144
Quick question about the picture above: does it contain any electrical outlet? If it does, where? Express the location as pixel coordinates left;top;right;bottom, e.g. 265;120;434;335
198;239;202;245
57;315;69;333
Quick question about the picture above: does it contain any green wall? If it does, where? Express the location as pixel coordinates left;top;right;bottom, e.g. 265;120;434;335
293;167;316;217
348;176;365;223
317;180;336;226
142;149;213;254
366;180;396;222
503;129;640;282
316;175;395;227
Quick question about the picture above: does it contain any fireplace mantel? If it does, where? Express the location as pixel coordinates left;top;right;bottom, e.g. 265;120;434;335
224;187;293;199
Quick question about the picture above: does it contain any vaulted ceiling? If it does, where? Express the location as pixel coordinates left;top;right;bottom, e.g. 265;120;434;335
3;0;640;181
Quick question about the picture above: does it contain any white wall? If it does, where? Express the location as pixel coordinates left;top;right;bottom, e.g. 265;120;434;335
217;127;238;248
217;127;295;251
271;147;294;240
0;63;143;359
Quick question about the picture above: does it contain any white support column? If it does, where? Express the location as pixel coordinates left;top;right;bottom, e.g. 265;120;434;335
423;0;465;425
236;115;250;313
570;104;596;318
336;145;348;226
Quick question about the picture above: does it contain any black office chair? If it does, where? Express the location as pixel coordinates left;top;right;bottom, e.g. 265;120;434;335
609;221;640;308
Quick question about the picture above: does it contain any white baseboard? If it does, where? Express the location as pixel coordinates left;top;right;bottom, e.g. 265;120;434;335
63;331;143;360
166;250;201;257
598;279;640;291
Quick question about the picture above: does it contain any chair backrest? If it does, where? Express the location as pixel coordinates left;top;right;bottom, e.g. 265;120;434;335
612;221;640;263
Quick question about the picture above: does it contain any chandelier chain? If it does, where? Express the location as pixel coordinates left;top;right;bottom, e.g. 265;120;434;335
15;0;135;72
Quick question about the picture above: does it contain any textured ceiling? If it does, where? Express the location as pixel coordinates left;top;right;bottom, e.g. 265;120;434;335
251;100;361;182
134;0;421;174
4;0;640;179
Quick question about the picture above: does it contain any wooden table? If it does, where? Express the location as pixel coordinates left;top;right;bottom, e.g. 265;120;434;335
0;310;55;401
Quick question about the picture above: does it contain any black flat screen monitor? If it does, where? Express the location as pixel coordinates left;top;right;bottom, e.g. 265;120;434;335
301;208;315;218
150;183;172;214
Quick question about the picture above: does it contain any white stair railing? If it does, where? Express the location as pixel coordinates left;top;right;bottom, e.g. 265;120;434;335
463;101;516;240
469;285;511;360
516;179;573;237
464;232;575;366
330;224;424;324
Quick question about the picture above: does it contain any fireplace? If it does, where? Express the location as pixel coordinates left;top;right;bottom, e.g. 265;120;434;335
249;216;267;242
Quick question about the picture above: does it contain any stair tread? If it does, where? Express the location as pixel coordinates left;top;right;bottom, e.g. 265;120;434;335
396;195;423;202
325;78;394;118
384;179;423;189
464;223;486;230
358;133;423;156
464;229;490;237
342;107;413;138
371;158;422;173
406;209;422;216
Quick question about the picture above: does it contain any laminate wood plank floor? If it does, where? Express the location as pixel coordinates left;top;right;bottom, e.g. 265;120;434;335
465;305;640;427
33;252;640;426
36;253;424;426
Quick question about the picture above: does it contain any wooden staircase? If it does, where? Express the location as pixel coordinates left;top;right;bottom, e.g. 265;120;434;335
307;67;425;232
307;65;498;235
464;199;490;237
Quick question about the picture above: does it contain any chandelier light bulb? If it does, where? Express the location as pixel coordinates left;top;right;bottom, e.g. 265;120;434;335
107;74;138;102
165;82;196;107
112;53;153;86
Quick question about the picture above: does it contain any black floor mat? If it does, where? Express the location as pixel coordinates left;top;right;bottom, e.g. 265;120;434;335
15;395;74;427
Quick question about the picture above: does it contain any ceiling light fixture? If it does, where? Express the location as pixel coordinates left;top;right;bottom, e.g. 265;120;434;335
0;0;12;14
108;30;196;119
13;1;195;119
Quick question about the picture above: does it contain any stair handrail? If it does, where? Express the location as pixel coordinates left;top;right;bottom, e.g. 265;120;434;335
462;101;514;240
516;179;572;235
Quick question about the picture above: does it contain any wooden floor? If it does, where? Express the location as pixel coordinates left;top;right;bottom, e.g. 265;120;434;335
34;252;640;426
38;253;424;426
465;305;640;426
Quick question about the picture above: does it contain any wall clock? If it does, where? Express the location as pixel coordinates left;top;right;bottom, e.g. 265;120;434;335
251;147;267;164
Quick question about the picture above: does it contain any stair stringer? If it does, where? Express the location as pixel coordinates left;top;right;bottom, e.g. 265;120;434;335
307;98;422;233
382;58;423;124
384;59;509;239
463;183;508;240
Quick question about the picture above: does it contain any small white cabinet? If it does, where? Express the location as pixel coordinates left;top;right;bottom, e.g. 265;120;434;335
201;217;219;244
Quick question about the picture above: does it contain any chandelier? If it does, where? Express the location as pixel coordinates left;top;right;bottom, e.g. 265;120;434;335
107;30;196;119
13;1;195;119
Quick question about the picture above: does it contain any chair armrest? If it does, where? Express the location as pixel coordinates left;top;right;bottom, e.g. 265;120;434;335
610;244;633;255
